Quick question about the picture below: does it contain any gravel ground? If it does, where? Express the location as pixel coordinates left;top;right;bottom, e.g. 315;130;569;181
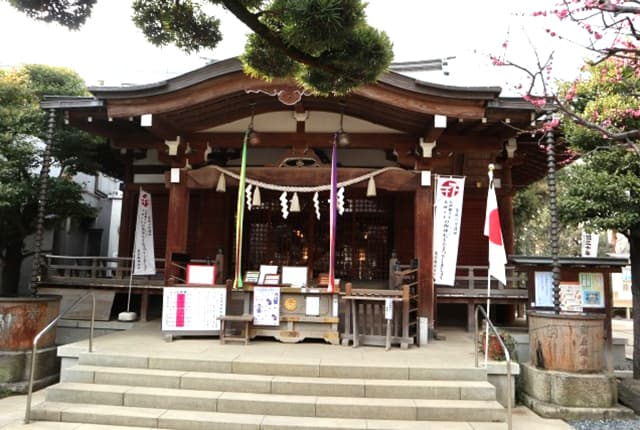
569;418;640;430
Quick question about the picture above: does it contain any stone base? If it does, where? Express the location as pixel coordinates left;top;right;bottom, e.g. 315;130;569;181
521;392;635;420
618;378;640;414
521;362;617;407
0;346;59;384
520;362;635;420
0;373;59;394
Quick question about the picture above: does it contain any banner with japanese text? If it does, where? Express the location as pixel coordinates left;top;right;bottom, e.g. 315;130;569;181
432;176;465;286
133;189;156;275
581;230;599;257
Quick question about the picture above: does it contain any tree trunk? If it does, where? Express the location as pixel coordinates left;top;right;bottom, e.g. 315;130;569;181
1;240;24;297
630;227;640;379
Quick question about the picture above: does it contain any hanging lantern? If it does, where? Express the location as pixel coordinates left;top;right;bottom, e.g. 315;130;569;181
290;192;301;212
216;173;226;192
366;176;376;197
252;186;262;207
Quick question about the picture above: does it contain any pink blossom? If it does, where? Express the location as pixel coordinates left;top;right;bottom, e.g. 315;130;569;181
594;32;602;40
543;118;560;131
565;82;577;102
523;95;547;109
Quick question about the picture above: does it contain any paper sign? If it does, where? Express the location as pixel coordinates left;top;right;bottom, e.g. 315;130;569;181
162;287;226;331
534;271;554;307
282;266;308;288
579;272;605;308
305;296;320;316
385;298;393;320
258;265;278;285
560;282;583;312
253;286;280;326
186;264;216;284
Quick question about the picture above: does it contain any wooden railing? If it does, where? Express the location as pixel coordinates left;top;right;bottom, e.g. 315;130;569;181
40;254;166;285
437;265;528;300
437;265;529;331
451;265;527;290
342;265;419;349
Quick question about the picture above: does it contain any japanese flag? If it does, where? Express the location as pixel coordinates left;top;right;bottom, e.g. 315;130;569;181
484;179;507;285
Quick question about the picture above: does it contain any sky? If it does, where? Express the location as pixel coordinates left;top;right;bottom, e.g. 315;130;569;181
0;1;592;93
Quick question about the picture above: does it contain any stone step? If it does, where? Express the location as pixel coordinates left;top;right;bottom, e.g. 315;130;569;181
4;422;156;430
45;383;505;422
75;352;488;381
64;365;496;400
31;402;508;429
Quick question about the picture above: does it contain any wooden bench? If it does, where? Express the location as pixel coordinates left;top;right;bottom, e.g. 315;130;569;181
217;314;253;345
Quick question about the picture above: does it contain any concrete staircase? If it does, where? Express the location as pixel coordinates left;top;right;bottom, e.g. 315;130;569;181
31;351;507;429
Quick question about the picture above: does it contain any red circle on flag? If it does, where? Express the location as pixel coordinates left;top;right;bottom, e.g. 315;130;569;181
440;180;460;198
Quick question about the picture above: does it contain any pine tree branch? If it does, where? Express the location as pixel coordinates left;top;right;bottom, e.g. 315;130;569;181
220;0;342;77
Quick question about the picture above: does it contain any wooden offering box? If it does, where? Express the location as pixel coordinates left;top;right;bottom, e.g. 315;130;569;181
232;284;340;345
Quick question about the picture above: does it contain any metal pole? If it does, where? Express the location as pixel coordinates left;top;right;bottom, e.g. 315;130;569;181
29;108;56;296
546;126;561;314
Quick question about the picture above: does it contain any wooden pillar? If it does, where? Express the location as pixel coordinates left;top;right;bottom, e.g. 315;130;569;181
500;160;515;255
164;174;190;284
415;177;434;327
118;155;135;259
118;187;136;259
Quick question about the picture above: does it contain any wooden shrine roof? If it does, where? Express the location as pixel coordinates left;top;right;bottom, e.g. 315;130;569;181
41;57;576;189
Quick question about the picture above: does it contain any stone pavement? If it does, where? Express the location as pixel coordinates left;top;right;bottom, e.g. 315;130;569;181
0;321;577;430
612;317;633;360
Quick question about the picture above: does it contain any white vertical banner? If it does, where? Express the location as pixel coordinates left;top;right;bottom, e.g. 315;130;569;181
432;176;465;286
133;189;156;275
581;230;599;257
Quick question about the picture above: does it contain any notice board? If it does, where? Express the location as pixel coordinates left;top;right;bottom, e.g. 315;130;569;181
162;287;226;339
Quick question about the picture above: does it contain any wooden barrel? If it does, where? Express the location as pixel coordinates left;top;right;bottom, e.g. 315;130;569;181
0;295;61;350
528;310;605;373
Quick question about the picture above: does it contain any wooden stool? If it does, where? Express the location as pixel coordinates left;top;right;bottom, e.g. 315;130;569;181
218;314;253;345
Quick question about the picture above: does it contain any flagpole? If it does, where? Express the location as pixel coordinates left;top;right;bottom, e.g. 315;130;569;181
120;187;141;321
484;166;493;367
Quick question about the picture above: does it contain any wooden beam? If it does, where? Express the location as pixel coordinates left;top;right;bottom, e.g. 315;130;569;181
184;132;415;149
294;103;306;135
186;166;418;191
106;74;292;118
142;115;182;141
414;172;435;327
164;175;190;284
181;132;504;152
354;84;486;119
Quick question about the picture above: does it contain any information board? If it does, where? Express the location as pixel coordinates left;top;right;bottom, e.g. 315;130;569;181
560;282;583;312
579;272;605;308
162;287;226;332
253;286;280;326
534;271;554;307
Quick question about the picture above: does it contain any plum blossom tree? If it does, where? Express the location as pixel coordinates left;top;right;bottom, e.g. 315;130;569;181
493;1;640;377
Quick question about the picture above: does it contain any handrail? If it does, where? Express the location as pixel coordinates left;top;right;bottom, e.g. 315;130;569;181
24;292;96;424
474;305;512;430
